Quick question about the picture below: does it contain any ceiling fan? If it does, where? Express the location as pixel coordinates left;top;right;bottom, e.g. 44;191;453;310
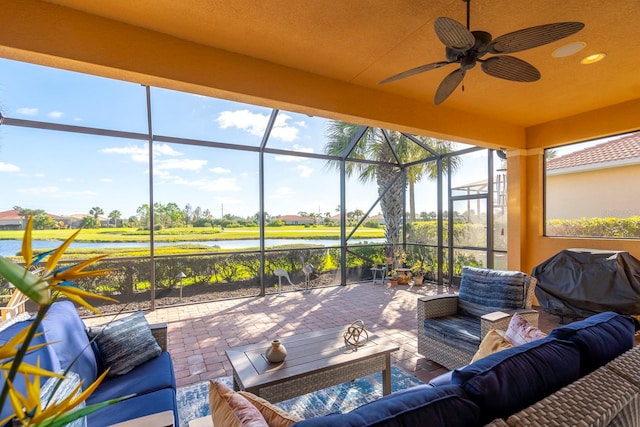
378;0;584;105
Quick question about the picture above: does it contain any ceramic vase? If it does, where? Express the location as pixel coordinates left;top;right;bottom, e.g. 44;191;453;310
265;339;287;363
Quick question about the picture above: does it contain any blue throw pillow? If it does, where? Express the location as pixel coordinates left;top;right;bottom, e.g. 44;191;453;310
87;311;161;377
452;337;581;425
458;267;527;317
42;301;98;388
291;384;480;427
548;311;636;375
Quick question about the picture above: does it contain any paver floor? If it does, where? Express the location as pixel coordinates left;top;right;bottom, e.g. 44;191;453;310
86;281;563;388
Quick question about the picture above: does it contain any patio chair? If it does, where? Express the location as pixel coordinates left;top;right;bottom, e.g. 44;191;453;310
0;288;29;322
417;266;538;370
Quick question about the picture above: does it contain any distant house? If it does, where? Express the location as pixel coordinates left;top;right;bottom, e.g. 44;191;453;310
0;210;25;230
278;215;315;225
62;214;110;228
546;133;640;220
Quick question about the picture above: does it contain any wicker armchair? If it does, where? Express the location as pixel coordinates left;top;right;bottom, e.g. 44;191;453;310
417;267;538;370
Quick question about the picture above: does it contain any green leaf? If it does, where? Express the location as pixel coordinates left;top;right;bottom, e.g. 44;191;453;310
33;395;134;427
0;257;49;304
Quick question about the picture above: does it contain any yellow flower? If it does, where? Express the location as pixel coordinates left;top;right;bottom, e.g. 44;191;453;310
3;366;120;427
0;328;62;378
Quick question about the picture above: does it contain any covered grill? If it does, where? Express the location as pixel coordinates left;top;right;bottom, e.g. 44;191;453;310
532;248;640;321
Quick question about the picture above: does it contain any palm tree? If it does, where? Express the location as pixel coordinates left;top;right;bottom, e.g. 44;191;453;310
323;122;459;248
89;206;104;228
108;210;122;228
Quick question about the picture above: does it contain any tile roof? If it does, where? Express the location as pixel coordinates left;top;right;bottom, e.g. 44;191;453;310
547;132;640;171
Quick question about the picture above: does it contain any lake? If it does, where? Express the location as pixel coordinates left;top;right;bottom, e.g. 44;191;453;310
0;238;385;257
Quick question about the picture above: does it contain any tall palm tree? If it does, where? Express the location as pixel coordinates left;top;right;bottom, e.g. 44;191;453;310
323;122;459;248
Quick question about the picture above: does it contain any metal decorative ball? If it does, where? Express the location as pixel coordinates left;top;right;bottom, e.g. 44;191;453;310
343;320;369;349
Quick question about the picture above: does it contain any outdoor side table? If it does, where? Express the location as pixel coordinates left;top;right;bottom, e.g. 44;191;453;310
371;266;387;284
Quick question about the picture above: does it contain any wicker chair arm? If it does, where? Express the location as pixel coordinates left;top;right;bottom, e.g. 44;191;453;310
480;309;539;339
150;322;169;352
417;294;459;320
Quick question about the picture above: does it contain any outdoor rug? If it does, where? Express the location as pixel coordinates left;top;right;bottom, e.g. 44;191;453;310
177;366;424;427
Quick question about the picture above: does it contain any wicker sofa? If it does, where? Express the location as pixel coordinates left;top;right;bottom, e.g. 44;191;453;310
194;312;638;426
291;311;638;427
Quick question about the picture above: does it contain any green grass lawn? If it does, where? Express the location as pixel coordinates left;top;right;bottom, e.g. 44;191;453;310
0;226;384;242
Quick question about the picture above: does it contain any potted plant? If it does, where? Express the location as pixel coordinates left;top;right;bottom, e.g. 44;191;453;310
411;259;426;285
388;270;398;287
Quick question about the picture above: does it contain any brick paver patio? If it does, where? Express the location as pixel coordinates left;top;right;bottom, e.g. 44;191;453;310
86;281;562;388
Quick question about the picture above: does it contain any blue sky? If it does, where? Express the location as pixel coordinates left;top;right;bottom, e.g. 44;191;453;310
0;58;490;220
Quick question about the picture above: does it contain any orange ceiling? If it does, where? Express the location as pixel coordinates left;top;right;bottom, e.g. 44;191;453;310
2;0;639;147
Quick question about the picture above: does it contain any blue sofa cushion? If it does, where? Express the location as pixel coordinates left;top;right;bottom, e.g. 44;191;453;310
291;384;480;427
0;319;61;422
458;267;527;317
87;387;177;427
548;311;636;375
87;351;176;404
42;301;98;387
452;337;581;425
423;314;480;354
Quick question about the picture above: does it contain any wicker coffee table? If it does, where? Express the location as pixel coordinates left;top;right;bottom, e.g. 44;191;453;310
225;326;399;403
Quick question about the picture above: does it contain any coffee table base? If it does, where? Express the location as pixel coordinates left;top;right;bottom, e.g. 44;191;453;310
233;352;391;403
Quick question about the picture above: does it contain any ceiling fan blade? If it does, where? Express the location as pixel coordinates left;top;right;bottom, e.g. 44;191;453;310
434;68;465;105
481;56;540;82
434;17;475;51
489;22;585;54
378;61;451;85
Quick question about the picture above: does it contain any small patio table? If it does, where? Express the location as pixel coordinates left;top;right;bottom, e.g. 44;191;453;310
225;326;399;403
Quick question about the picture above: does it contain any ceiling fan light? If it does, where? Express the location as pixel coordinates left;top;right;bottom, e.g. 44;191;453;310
552;42;586;58
581;53;606;64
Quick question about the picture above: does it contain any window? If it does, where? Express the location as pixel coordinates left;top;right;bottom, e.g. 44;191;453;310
545;131;640;238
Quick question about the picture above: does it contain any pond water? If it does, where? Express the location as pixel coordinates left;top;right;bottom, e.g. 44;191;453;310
0;238;385;257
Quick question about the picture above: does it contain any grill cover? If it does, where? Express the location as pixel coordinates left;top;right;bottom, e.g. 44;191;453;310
532;248;640;318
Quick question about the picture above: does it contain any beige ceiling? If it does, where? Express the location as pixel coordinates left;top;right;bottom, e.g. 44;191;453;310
3;0;640;146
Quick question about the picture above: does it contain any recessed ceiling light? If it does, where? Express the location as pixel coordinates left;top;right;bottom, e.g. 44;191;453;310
552;42;586;58
581;53;606;64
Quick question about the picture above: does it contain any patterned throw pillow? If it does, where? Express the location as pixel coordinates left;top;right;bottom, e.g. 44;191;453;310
40;371;86;427
87;311;161;377
504;312;547;346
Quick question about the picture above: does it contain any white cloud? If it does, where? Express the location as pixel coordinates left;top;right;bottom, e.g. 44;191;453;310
34;173;45;178
101;143;184;163
294;120;308;128
63;178;74;182
156;158;207;171
199;177;240;192
17;107;38;116
296;165;313;178
0;162;20;172
17;186;59;195
172;176;240;192
210;167;231;174
100;178;113;182
270;186;295;199
274;145;314;162
48;111;64;119
216;110;300;142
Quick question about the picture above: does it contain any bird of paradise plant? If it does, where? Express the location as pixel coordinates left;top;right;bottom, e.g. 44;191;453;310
0;216;129;426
